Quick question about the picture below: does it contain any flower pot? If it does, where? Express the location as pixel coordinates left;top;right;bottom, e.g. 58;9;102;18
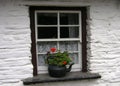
48;65;67;77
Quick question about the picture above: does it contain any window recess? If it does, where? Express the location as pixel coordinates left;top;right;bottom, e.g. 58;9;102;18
30;6;88;75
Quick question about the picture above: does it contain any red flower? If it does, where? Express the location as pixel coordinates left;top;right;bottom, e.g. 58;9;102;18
50;47;56;52
63;61;67;65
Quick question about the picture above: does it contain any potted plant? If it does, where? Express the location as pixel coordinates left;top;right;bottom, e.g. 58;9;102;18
45;47;74;77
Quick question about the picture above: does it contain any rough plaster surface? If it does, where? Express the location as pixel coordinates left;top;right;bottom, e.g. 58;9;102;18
0;0;120;86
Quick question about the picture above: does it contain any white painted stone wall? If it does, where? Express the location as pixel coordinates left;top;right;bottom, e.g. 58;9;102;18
0;0;120;86
0;0;33;86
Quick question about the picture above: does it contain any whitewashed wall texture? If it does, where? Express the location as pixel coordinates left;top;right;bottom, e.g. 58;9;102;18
0;0;120;86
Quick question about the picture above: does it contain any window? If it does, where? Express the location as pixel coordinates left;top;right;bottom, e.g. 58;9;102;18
30;6;87;75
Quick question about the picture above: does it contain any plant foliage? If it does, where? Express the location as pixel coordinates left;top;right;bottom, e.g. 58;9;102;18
45;48;72;66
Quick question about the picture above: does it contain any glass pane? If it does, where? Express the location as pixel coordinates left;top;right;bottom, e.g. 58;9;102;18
60;27;79;38
59;41;78;51
60;13;79;25
37;27;57;39
37;42;57;53
69;53;79;64
37;13;57;25
38;54;46;66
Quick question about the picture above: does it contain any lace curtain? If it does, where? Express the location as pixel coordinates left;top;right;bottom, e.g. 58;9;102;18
37;41;80;66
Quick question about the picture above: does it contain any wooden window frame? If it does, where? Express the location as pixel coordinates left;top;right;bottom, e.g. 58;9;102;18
29;6;87;76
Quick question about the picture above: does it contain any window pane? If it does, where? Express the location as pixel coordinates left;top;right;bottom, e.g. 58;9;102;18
37;42;57;53
37;27;57;39
60;27;79;38
60;13;79;25
38;54;46;66
69;53;79;64
59;41;78;51
37;13;57;25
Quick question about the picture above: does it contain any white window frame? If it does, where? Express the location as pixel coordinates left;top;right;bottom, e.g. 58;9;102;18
35;10;82;74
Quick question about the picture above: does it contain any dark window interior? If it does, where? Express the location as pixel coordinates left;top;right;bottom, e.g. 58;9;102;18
60;27;69;38
60;13;79;25
37;13;57;25
60;27;79;38
37;27;57;39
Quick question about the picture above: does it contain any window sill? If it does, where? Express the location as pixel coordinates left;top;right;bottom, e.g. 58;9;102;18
23;72;101;85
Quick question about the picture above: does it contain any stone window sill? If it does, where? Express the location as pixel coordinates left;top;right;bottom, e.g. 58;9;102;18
23;72;101;85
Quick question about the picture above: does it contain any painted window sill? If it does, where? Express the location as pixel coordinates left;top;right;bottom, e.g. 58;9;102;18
23;71;101;85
